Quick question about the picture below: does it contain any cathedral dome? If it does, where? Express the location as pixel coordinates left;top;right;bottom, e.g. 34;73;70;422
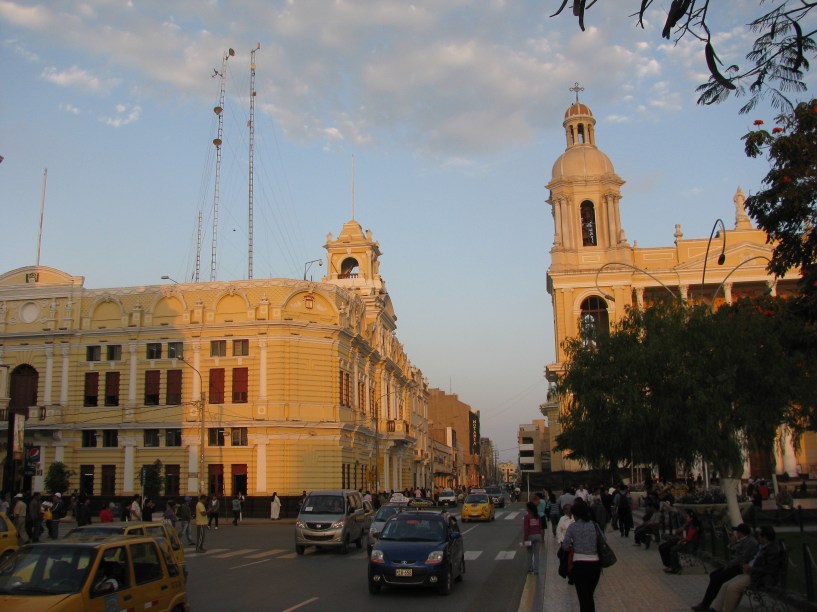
565;102;593;118
551;145;615;181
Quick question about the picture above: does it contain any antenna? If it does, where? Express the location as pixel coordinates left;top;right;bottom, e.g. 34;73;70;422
210;47;235;282
351;154;355;220
194;210;202;282
248;43;260;280
36;168;47;266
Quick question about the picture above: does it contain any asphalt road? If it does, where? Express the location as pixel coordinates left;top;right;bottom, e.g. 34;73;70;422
184;504;530;611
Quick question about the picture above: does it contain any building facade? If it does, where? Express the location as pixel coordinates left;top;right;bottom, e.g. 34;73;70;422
518;419;550;474
427;388;481;488
0;219;435;498
543;98;808;477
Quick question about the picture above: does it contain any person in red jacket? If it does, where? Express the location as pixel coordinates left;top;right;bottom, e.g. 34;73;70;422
522;501;544;574
99;502;114;523
660;508;700;573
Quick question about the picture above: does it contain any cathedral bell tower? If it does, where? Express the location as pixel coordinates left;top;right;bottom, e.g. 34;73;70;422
322;219;385;297
546;86;628;272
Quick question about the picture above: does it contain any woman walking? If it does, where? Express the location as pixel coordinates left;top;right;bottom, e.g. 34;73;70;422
546;489;560;537
270;492;282;520
561;499;603;612
522;501;543;574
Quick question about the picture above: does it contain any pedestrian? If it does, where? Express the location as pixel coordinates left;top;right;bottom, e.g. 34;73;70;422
143;498;155;522
76;497;92;527
533;493;547;530
556;503;575;580
178;497;193;544
128;495;142;521
208;494;220;529
28;492;43;542
0;493;8;516
231;495;241;526
48;492;64;539
12;493;29;544
522;501;543;574
616;484;633;538
195;494;208;553
99;502;114;523
299;490;307;508
164;500;178;531
238;492;245;522
271;492;281;520
561;498;603;612
546;489;560;537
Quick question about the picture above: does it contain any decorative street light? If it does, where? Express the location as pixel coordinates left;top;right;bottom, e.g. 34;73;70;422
593;261;682;303
303;259;322;280
160;275;180;284
700;218;727;300
710;255;773;312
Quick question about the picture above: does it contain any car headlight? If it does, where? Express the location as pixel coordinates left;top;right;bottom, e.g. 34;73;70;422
371;550;385;564
425;550;444;565
331;519;345;529
295;519;306;528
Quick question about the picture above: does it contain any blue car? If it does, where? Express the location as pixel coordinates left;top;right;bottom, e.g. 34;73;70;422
368;510;465;595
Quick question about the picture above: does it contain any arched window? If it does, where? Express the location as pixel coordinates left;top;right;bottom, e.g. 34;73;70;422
579;296;609;346
10;364;38;408
580;201;597;246
340;257;359;279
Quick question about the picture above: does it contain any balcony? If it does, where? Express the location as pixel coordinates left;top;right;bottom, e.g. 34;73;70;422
383;419;414;443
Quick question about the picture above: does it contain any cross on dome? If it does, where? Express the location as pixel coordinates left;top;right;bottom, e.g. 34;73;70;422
570;82;584;103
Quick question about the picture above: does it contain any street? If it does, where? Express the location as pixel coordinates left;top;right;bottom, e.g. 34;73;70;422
185;505;529;611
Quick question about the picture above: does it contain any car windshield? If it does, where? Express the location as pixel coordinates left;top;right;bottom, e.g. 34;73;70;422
440;490;455;496
0;545;97;596
300;495;345;515
465;494;488;504
380;516;446;542
486;487;501;494
374;506;403;522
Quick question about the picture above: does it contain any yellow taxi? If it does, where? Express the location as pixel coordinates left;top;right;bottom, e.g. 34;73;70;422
460;492;495;522
0;535;188;611
0;513;18;563
67;521;186;578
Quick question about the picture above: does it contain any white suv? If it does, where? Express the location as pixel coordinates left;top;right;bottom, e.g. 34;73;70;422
438;489;458;506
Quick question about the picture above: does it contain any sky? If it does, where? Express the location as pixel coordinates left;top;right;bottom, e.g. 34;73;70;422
2;1;815;464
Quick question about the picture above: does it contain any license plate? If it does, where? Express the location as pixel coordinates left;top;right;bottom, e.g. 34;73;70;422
395;568;413;577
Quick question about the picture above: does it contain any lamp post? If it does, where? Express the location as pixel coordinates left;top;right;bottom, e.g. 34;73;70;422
303;259;322;281
180;357;206;495
594;261;682;303
710;255;773;312
700;219;727;300
160;275;180;284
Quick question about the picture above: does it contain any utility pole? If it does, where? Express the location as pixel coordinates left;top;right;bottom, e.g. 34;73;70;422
181;357;206;494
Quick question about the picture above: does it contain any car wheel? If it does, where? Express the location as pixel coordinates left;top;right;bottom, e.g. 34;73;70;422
455;557;465;582
368;581;381;594
438;563;453;595
295;545;305;555
339;535;349;554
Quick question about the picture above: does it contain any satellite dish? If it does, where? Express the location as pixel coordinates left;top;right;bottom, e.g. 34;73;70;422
213;138;222;147
214;106;223;115
228;48;235;57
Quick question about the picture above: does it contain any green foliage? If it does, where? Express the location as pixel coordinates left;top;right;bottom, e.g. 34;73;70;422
44;461;74;494
556;297;817;479
140;460;163;501
743;100;817;301
552;1;815;113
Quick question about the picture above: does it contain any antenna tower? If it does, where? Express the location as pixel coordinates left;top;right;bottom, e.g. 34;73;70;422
210;47;235;282
195;210;202;282
248;43;260;280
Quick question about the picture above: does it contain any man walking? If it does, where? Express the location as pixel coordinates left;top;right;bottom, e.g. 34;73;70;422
28;492;43;543
195;494;208;553
178;497;193;545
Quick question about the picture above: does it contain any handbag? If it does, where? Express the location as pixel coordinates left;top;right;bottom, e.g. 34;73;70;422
596;523;617;568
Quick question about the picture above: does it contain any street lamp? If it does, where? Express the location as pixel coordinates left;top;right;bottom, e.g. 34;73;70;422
710;256;773;312
303;259;322;280
593;261;682;303
179;357;206;494
700;219;727;300
160;276;180;284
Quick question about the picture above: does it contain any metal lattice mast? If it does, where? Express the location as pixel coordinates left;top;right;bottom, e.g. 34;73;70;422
210;48;234;282
248;43;260;280
194;210;202;282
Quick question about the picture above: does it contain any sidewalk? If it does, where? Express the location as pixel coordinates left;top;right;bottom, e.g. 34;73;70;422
525;526;756;612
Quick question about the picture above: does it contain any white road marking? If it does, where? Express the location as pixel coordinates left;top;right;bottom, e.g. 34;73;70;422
504;512;520;520
495;551;517;560
212;548;259;558
464;550;482;560
229;558;271;570
246;549;286;558
283;597;319;611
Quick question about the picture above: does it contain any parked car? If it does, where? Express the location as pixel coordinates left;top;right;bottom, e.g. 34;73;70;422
485;486;507;508
368;510;465;595
295;490;367;554
0;535;188;611
437;489;458;507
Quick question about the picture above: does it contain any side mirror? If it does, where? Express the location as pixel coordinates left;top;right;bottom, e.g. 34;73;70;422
92;581;116;596
450;531;461;540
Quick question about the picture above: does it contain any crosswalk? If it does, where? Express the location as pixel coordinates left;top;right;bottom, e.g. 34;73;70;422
187;509;525;567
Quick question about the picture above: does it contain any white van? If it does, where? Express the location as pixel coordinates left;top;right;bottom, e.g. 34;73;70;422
294;490;367;554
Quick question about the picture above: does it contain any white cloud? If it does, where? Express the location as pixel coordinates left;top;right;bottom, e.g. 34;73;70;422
99;104;141;127
58;102;80;115
41;65;118;93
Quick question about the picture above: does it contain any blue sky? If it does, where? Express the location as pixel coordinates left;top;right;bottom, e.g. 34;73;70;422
2;1;814;463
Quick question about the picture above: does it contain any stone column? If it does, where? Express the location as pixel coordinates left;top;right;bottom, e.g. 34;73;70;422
127;343;137;422
724;282;733;305
553;199;563;247
187;443;200;494
255;438;268;494
60;346;69;405
123;437;136;494
44;345;54;405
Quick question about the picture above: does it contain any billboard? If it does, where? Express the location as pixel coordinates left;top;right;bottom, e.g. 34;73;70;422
469;412;480;455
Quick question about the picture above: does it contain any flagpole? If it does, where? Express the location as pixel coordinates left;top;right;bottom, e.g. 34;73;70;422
36;168;47;266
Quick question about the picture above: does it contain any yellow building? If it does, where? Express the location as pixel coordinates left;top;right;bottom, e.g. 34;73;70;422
543;97;806;477
428;388;481;488
0;219;434;498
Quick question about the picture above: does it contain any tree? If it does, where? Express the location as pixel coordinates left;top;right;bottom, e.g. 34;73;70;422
44;461;74;494
743;99;817;304
140;460;163;501
551;1;816;113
